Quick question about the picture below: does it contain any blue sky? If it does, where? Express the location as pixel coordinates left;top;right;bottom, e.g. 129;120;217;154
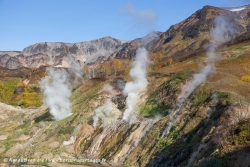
0;0;249;51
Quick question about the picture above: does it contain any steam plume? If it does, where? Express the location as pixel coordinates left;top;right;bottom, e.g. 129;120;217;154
122;47;150;123
41;57;83;120
40;68;72;120
179;16;234;105
119;2;157;123
93;84;121;128
85;50;113;64
162;16;236;137
93;99;114;129
67;57;83;80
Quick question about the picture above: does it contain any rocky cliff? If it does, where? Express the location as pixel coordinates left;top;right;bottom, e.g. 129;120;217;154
0;37;127;69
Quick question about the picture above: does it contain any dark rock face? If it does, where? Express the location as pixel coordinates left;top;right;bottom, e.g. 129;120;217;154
0;54;11;67
113;32;163;59
69;44;78;54
247;24;250;31
246;9;250;29
26;42;50;54
6;57;23;69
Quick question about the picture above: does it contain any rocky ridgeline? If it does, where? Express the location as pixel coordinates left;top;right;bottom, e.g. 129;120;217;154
0;37;127;69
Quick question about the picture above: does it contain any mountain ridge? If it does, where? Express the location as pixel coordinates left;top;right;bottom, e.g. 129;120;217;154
1;5;250;70
0;36;128;69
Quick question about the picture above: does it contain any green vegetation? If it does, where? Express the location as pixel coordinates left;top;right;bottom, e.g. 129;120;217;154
11;122;31;138
0;77;43;107
74;115;90;125
157;137;169;150
234;120;250;145
4;137;18;151
0;124;20;136
12;129;30;139
215;91;229;100
157;127;179;150
10;86;43;107
140;101;171;117
70;80;104;114
141;72;193;117
58;125;75;135
70;80;102;106
196;155;226;167
0;78;21;103
170;70;192;85
192;83;223;106
71;90;99;106
54;115;77;136
194;89;210;106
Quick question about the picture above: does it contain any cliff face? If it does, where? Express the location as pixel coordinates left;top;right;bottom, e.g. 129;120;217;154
22;37;127;57
112;31;163;59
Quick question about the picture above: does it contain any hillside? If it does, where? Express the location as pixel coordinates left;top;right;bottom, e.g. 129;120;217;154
0;4;250;167
150;5;249;59
84;5;250;78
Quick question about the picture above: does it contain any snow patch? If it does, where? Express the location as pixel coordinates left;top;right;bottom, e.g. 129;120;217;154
229;7;245;12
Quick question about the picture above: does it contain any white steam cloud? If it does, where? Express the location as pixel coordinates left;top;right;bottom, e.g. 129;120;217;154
122;47;150;123
162;16;236;137
67;57;83;80
118;2;157;123
93;99;114;129
85;50;113;64
178;16;235;105
93;84;121;128
40;57;83;120
40;68;72;120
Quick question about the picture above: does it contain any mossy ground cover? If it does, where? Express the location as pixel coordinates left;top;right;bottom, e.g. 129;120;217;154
140;71;193;117
0;77;21;103
11;86;43;107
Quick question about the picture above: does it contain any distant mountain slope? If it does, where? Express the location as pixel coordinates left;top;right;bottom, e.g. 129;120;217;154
109;5;250;62
0;37;127;69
